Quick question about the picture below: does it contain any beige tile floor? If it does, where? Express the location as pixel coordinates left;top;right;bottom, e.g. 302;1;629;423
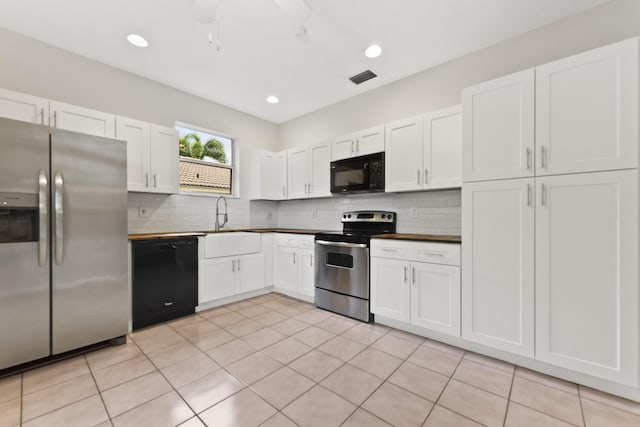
2;292;640;427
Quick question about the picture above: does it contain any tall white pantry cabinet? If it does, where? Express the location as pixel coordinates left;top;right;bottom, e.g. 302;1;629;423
462;38;639;387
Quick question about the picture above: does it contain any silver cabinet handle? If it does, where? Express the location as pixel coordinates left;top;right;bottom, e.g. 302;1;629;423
541;146;547;169
53;111;57;128
404;266;408;283
237;259;240;271
145;173;149;188
351;140;355;155
526;148;532;170
54;171;64;265
541;183;547;207
310;255;313;266
424;169;429;184
379;247;398;253
308;183;312;194
282;186;285;197
154;173;157;188
38;170;48;266
293;252;296;264
356;139;360;153
40;108;45;125
232;259;235;272
164;302;173;306
412;267;416;284
527;184;532;207
417;170;421;185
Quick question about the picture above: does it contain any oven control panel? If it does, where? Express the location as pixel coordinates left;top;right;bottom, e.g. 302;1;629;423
342;210;395;223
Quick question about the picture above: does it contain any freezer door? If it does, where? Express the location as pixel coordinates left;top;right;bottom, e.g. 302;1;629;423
51;129;128;354
0;118;50;369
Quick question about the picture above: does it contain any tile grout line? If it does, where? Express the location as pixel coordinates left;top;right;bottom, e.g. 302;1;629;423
501;363;517;427
19;373;23;427
84;354;116;426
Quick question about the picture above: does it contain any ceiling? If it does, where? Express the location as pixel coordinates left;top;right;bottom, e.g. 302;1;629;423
0;0;610;124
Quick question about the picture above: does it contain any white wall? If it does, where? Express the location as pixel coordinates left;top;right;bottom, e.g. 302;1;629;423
0;27;279;233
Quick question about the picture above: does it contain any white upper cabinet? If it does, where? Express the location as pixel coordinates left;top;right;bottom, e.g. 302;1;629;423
424;105;462;189
462;69;535;182
308;141;331;198
116;117;178;194
251;150;288;200
116;117;150;192
50;101;115;138
535;170;638;386
461;178;535;357
332;125;384;161
287;147;308;199
0;88;49;125
536;38;638;175
286;141;331;200
150;125;179;194
385;116;424;192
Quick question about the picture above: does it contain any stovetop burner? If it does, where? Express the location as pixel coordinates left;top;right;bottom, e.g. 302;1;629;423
315;210;397;244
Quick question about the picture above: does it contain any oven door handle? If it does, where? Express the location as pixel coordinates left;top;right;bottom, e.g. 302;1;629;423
315;240;368;249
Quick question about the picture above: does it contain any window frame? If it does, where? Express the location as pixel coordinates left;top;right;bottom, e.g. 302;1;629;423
175;121;239;197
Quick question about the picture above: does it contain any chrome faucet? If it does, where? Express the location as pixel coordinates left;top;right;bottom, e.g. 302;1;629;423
215;195;228;232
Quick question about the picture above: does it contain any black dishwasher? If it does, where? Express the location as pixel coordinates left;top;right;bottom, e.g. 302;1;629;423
132;237;198;330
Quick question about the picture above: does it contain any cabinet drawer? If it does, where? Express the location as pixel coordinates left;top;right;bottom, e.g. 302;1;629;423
299;236;315;249
370;239;411;260
275;233;299;247
204;232;261;258
411;242;460;266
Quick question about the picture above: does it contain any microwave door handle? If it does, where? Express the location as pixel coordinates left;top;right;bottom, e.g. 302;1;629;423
363;162;370;186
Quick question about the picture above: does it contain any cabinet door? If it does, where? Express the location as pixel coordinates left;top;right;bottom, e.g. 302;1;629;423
116;117;151;192
536;170;638;385
385;116;423;192
462;69;534;182
237;253;265;294
370;257;410;322
287;147;308;199
273;245;297;292
461;178;534;357
50;101;115;138
424;105;462;190
0;88;48;125
536;38;638;175
275;151;288;200
150;125;179;194
200;257;236;303
411;262;460;337
308;141;331;198
298;249;315;297
331;134;356;161
355;125;385;157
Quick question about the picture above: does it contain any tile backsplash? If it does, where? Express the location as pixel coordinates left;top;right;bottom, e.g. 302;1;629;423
128;189;460;236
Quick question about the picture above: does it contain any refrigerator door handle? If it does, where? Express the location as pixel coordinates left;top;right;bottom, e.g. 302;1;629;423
54;171;64;265
38;170;48;266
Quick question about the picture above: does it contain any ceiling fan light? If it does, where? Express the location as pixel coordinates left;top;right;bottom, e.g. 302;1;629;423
365;44;382;58
274;0;311;23
193;0;219;23
126;34;148;48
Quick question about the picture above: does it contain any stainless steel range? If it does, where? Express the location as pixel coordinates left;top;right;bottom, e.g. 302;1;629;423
314;211;397;322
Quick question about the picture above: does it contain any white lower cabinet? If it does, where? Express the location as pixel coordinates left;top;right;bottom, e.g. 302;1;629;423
272;234;315;299
535;170;638;386
461;178;535;357
371;239;461;336
199;234;265;304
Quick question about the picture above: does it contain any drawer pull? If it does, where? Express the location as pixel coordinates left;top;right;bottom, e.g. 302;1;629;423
164;302;174;306
379;248;398;253
418;251;445;257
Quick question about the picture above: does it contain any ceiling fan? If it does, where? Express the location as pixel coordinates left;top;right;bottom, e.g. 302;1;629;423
193;0;312;49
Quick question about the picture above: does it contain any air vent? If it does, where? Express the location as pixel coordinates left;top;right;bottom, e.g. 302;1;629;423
349;69;377;85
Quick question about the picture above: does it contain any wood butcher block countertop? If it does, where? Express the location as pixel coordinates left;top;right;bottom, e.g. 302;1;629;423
372;233;462;243
128;228;332;240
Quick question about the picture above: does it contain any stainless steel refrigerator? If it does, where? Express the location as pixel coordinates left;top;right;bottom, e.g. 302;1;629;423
0;117;128;371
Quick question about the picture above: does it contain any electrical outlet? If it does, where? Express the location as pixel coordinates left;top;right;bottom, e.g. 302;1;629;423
138;205;149;218
410;207;419;219
312;209;318;219
266;210;272;219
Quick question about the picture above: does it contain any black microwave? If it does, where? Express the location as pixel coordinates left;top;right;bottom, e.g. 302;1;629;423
330;152;385;194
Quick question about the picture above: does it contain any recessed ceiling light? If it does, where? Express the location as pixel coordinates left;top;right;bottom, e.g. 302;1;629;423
364;44;382;58
126;34;148;48
266;95;279;104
